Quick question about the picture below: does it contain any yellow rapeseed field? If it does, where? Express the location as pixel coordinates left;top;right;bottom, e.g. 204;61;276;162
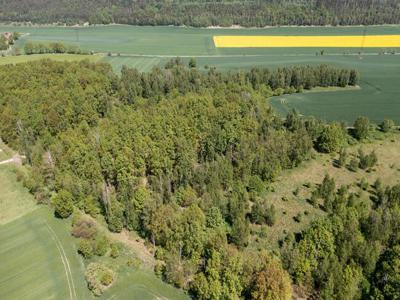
213;35;400;48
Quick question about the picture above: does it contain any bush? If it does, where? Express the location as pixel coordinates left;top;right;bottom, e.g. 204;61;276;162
293;212;303;223
94;235;110;256
85;263;115;296
353;116;370;140
337;148;348;168
348;158;359;172
52;190;74;218
380;119;395;132
359;178;369;190
316;123;346;153
78;239;94;258
359;150;378;170
110;243;120;258
71;216;97;239
265;205;277;226
100;271;114;286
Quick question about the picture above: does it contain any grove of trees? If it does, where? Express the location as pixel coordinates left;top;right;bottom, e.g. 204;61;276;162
0;58;396;299
0;0;398;27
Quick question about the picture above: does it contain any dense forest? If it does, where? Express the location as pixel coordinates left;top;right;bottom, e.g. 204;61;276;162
0;59;398;299
0;0;399;27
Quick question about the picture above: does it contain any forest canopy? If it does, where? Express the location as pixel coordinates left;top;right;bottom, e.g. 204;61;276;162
1;59;397;299
0;0;399;27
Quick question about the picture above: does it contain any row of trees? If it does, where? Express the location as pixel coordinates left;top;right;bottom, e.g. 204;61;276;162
24;41;88;55
0;59;395;299
0;0;398;26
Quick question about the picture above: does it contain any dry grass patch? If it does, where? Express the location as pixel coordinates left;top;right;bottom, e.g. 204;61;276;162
254;132;400;249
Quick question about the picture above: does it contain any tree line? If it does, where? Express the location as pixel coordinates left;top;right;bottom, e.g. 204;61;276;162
0;58;396;299
0;0;398;27
24;41;88;55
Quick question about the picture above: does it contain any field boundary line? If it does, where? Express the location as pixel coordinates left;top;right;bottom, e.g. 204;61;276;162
103;52;400;58
45;222;77;300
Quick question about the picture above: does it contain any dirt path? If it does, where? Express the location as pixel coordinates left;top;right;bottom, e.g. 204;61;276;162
0;154;24;165
45;222;77;300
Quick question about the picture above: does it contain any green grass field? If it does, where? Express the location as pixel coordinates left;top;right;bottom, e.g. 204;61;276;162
0;53;102;66
1;24;399;122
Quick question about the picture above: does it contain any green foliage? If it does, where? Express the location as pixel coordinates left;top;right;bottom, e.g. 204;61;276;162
94;235;110;256
251;201;277;227
24;41;87;55
358;149;378;170
78;238;94;258
188;58;197;68
1;1;398;27
316;123;346;153
85;262;115;296
110;243;120;258
250;252;292;300
337;148;348;168
52;190;74;218
380;119;395;132
348;158;359;172
0;59;390;300
372;245;400;299
71;216;97;239
353;117;370;140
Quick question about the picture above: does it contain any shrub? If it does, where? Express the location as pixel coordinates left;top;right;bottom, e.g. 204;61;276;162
337;148;348;168
316;123;346;153
100;271;114;286
110;243;120;258
72;216;97;239
359;150;378;170
353;116;370;140
248;175;265;195
359;178;369;190
348;158;359;172
265;205;277;226
380;119;395;132
94;235;110;256
85;263;115;296
52;190;74;218
78;239;94;258
293;212;303;223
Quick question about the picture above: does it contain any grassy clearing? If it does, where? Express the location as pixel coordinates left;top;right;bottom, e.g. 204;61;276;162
254;132;400;249
0;53;102;65
0;165;37;225
0;141;36;225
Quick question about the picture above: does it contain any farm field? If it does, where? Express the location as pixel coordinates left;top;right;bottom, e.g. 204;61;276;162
0;24;399;122
214;35;400;48
0;53;102;66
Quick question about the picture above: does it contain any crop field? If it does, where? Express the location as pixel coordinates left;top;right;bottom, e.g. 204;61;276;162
0;24;399;122
0;53;102;66
214;35;400;48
